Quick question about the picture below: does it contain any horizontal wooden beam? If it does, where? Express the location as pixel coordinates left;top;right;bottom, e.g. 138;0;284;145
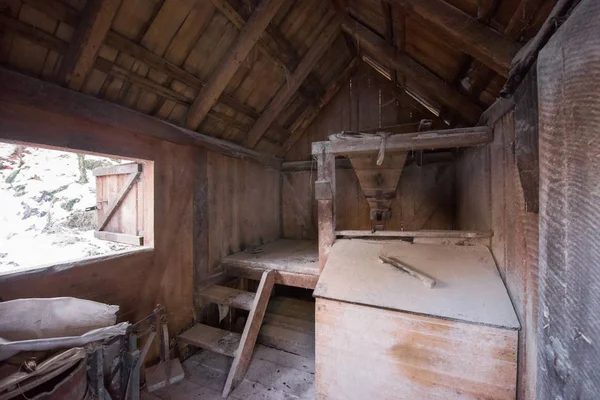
311;126;492;156
336;230;493;238
0;67;282;169
276;56;361;157
185;0;285;130
342;17;482;124
246;14;342;148
392;0;520;76
20;0;261;120
94;231;144;246
93;162;141;176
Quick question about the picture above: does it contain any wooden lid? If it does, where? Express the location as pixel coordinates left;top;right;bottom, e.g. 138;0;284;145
314;239;520;329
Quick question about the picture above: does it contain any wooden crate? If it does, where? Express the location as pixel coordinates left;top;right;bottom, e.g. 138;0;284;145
314;240;519;399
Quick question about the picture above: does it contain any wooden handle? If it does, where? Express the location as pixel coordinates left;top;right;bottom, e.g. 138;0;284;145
379;255;436;289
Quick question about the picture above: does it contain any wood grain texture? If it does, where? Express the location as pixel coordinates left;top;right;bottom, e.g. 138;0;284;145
315;240;520;329
537;1;600;397
316;298;518;399
246;14;342;148
56;0;120;90
185;0;285;130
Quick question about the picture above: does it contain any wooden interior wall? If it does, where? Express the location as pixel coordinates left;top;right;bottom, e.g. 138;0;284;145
455;90;539;399
536;0;600;396
283;160;455;239
207;152;280;273
282;63;454;237
0;75;280;363
284;63;431;161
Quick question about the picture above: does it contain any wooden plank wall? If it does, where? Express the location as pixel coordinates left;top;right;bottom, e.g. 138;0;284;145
207;152;280;273
536;0;600;397
455;74;539;399
285;63;431;161
283;163;455;239
0;86;280;363
282;63;454;236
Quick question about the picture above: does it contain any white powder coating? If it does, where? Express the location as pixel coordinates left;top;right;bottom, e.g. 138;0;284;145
314;239;520;329
0;143;132;272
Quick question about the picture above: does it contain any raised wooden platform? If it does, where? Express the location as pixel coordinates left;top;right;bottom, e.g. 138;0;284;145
222;240;319;289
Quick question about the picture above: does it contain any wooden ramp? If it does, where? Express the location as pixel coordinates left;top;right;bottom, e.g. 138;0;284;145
221;240;320;289
179;270;275;397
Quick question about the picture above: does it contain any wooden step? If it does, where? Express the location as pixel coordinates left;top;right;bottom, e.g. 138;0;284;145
199;285;255;310
178;324;240;357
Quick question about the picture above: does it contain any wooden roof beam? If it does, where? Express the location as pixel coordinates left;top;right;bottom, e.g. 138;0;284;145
210;0;324;99
390;0;520;77
312;126;492;156
341;16;482;125
276;56;361;156
185;0;285;131
56;0;120;90
20;0;261;120
246;15;342;148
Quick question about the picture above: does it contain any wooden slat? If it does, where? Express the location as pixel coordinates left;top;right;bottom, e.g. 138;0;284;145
20;0;261;120
0;64;280;168
178;324;241;357
222;270;275;397
211;0;323;98
93;162;141;176
56;0;120;90
246;15;342;148
342;17;482;124
185;0;286;130
94;230;143;245
312;126;492;156
277;56;360;157
392;0;520;77
98;169;141;231
477;0;500;23
199;285;256;311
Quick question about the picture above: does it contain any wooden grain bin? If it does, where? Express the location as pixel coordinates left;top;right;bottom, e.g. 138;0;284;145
314;240;520;400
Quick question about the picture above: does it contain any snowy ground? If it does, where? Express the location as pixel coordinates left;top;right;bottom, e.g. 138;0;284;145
0;143;133;273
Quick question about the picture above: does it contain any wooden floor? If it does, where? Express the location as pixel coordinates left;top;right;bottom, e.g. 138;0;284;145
144;297;315;399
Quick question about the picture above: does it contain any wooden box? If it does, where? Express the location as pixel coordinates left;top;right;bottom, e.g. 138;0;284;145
314;240;519;400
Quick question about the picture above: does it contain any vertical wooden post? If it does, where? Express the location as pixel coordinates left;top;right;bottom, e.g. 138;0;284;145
315;142;336;271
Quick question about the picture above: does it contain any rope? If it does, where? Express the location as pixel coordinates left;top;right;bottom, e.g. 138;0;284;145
328;131;392;165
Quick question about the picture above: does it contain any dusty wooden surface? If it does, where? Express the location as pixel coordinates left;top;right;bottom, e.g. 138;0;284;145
146;296;315;400
314;240;519;329
315;298;518;400
222;239;319;276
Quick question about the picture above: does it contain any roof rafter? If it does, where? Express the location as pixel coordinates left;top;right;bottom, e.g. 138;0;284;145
211;0;324;99
185;0;286;131
341;16;482;125
56;0;120;90
246;14;343;148
390;0;520;77
277;56;361;156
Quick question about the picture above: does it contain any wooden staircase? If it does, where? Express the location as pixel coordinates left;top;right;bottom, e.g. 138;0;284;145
179;270;275;398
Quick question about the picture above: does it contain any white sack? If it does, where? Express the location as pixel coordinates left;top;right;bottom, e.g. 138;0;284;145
0;297;128;361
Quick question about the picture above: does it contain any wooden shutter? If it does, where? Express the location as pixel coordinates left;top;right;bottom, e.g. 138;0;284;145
93;162;144;245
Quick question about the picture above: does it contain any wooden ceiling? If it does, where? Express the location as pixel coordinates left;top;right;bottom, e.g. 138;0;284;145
0;0;556;157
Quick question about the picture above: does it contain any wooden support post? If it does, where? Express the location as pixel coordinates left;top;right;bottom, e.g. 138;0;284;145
56;0;120;90
315;142;336;271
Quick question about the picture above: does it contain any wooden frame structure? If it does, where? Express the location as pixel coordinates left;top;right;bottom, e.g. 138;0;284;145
311;126;493;269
